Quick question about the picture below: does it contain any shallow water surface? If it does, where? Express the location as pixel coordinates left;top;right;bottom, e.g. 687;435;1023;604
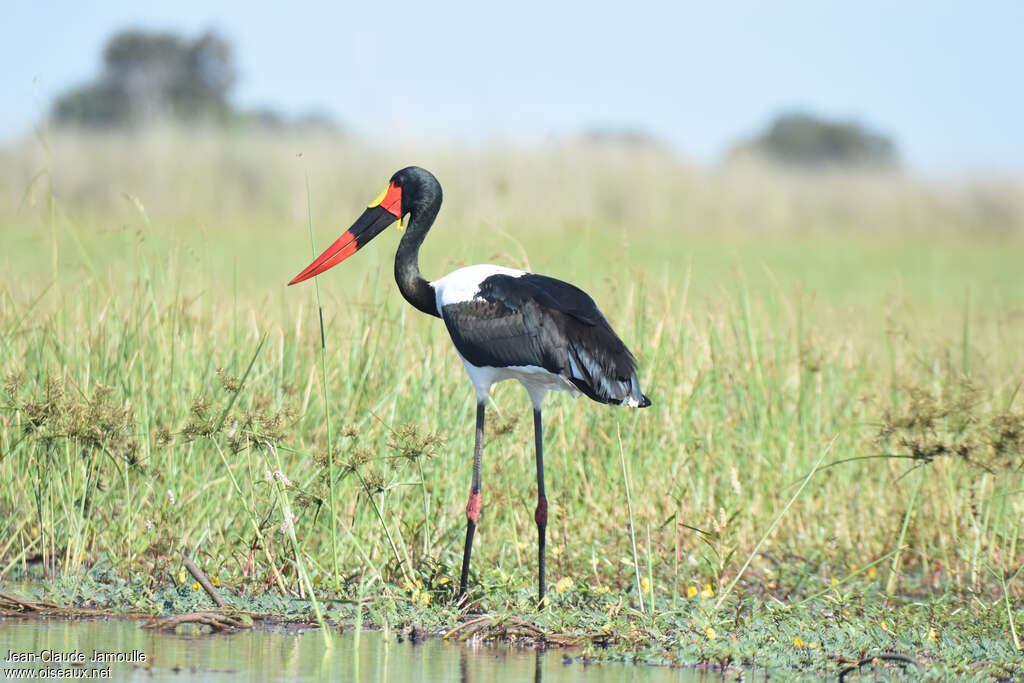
0;617;706;682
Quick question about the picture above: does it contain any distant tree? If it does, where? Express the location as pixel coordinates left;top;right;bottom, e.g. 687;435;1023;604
733;111;899;168
52;29;237;127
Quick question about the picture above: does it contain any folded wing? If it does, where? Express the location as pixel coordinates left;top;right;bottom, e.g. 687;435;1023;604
440;273;650;407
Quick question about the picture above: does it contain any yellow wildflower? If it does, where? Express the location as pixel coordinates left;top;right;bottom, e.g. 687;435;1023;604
830;577;839;587
686;585;698;598
705;627;716;640
437;577;450;586
640;577;650;592
793;636;804;648
868;566;878;579
700;584;714;599
191;582;200;591
594;585;610;595
211;576;221;587
555;577;573;593
420;592;431;606
177;569;187;585
927;628;938;642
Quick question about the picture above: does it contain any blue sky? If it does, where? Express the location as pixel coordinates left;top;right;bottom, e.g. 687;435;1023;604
3;1;1022;172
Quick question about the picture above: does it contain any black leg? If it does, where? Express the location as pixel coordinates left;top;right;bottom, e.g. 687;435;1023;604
534;408;547;605
458;402;486;599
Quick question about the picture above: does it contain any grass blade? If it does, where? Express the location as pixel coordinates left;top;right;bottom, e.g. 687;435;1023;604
617;424;644;614
715;435;835;610
303;172;340;584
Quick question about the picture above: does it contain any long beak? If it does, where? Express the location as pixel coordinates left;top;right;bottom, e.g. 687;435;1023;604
288;183;402;286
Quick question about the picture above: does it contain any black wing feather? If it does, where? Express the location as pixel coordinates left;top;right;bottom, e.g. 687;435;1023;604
440;274;650;407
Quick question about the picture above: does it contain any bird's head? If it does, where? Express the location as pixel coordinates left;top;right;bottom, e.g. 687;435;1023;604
288;166;441;286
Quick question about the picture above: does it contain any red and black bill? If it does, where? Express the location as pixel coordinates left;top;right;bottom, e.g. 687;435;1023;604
288;182;402;285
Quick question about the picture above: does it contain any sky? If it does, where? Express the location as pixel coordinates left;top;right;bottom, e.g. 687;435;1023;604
3;1;1023;173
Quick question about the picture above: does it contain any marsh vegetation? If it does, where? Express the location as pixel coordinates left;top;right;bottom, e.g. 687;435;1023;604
1;128;1023;677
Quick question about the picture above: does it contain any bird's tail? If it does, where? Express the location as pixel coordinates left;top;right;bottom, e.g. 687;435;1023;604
564;330;650;408
625;372;652;408
567;365;651;408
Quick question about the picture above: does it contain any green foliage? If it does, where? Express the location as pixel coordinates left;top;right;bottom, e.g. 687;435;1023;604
736;111;899;168
52;29;236;127
48;30;340;132
6;375;140;469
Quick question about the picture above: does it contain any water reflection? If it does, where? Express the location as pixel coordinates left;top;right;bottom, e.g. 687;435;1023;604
0;616;704;682
456;648;542;683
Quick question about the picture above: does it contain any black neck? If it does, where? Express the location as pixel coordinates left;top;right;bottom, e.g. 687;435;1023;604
394;200;440;318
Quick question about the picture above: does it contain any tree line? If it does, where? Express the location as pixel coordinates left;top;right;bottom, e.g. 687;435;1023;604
52;28;336;132
53;28;897;168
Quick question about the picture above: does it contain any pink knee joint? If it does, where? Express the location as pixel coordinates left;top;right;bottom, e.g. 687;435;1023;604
466;491;482;525
535;496;548;528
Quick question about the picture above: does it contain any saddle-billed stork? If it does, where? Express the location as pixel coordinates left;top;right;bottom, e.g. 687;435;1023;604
289;166;650;603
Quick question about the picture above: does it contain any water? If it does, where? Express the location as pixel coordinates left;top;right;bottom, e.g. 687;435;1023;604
0;616;707;682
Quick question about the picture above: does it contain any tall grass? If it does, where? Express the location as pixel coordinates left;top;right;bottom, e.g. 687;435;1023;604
1;127;1023;610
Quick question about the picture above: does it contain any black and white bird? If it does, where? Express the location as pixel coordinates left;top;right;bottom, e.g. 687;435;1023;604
289;166;650;603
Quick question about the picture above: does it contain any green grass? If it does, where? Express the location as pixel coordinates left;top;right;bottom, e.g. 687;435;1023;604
2;128;1024;676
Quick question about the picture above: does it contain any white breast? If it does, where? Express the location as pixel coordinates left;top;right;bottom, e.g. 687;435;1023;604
431;264;526;311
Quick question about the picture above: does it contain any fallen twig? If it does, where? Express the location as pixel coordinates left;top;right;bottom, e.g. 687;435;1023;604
838;652;924;680
0;591;51;611
183;556;227;607
441;614;596;647
144;611;246;633
443;615;493;641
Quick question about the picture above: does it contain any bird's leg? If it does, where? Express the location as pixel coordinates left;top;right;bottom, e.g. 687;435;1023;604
458;402;485;599
534;407;547;605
